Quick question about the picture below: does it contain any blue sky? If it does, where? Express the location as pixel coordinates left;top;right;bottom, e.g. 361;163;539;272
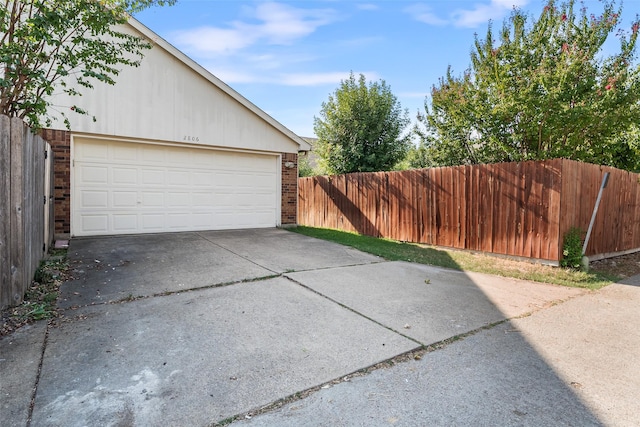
135;0;638;138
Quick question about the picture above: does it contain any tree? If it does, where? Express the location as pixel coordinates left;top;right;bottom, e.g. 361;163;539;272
418;0;640;170
0;0;175;130
314;72;411;174
404;139;434;169
298;154;317;177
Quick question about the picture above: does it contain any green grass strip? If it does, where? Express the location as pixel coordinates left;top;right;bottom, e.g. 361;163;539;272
289;226;617;290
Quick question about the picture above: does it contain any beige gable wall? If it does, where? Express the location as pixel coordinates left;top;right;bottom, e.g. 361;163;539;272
46;20;307;154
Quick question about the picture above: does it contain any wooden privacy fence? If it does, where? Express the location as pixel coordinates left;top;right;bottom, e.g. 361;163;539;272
298;159;640;263
1;116;54;310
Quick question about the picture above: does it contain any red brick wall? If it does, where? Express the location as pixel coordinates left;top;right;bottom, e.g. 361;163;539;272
40;129;71;236
281;153;298;225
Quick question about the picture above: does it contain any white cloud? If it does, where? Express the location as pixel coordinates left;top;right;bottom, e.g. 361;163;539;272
168;3;382;90
339;36;384;48
404;4;448;26
406;1;529;28
280;71;381;86
248;2;338;44
493;0;529;8
357;4;379;11
452;0;529;28
204;68;381;87
206;66;262;84
172;27;257;55
280;72;354;86
171;2;338;56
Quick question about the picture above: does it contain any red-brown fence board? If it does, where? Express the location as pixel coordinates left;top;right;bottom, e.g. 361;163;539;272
298;159;640;262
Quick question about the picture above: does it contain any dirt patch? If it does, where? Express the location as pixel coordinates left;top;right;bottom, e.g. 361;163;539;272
589;251;640;279
0;252;70;338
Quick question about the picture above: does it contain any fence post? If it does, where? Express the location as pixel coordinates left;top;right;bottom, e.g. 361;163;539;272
44;143;53;253
0;116;10;308
582;172;610;257
9;118;26;305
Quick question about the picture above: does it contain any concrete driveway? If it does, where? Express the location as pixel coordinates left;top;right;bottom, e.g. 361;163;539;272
1;228;639;426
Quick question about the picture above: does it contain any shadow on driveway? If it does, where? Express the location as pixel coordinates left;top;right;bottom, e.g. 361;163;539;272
0;228;618;426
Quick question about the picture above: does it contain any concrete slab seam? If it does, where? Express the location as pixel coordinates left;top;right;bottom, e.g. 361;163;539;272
59;273;282;312
282;275;424;347
279;260;390;274
207;347;424;427
194;231;387;275
59;274;282;312
510;298;579;320
208;318;511;427
26;321;50;427
196;232;280;274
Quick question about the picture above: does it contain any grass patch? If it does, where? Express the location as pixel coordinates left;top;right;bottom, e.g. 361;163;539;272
292;226;461;269
290;226;617;290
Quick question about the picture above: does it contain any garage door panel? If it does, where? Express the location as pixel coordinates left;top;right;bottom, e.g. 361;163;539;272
167;192;189;207
142;169;165;185
73;139;278;236
193;212;215;227
167;170;189;185
113;144;138;161
235;211;271;227
113;168;138;185
80;215;109;233
141;147;166;163
79;165;109;184
192;193;214;207
113;214;137;231
142;192;164;206
253;193;276;206
193;172;214;186
77;141;108;160
79;191;109;210
215;194;234;208
168;150;190;165
141;214;164;230
167;213;190;229
215;171;235;186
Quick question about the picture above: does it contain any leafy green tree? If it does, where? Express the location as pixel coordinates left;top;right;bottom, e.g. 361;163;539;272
419;0;640;170
314;72;411;174
298;154;317;177
404;139;434;169
607;124;640;172
0;0;175;129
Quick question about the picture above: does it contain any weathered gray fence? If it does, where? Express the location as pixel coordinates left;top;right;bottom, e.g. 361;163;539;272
1;116;54;310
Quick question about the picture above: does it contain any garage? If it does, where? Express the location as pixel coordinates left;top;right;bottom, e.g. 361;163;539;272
72;137;279;236
42;17;309;238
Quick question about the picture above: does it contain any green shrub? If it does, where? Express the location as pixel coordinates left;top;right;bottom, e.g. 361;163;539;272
561;227;584;269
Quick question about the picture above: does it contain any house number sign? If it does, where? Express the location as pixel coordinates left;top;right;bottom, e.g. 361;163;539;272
183;135;200;142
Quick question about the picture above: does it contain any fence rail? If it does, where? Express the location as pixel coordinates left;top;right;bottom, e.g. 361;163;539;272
1;116;54;310
298;159;640;262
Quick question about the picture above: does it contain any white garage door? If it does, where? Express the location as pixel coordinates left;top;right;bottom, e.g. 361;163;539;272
72;138;279;236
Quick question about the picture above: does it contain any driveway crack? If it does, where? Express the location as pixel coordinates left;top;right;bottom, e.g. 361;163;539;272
196;232;280;274
283;275;424;347
26;320;50;427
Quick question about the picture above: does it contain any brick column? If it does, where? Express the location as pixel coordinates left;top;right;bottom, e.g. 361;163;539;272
281;153;298;225
40;129;71;236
